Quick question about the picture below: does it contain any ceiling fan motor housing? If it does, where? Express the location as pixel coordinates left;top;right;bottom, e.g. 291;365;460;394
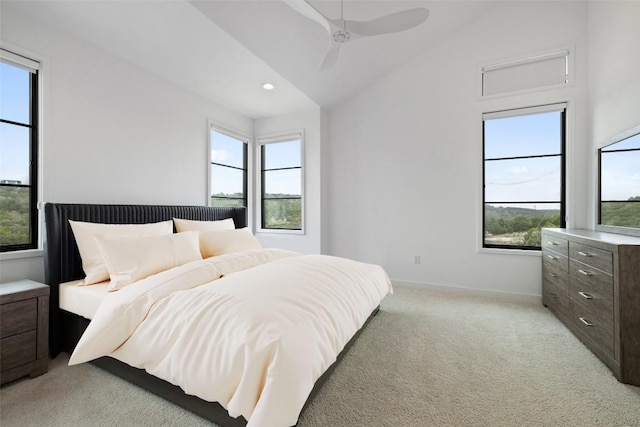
333;30;351;43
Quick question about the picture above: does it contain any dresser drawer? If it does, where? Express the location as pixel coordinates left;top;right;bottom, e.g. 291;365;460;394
569;276;613;328
0;299;37;339
542;235;568;256
570;301;614;357
569;259;613;295
542;248;568;272
540;228;640;386
0;331;37;371
543;261;569;294
543;279;570;316
569;242;613;275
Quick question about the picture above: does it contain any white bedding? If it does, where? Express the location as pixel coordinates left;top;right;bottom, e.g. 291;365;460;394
69;249;391;427
59;280;109;319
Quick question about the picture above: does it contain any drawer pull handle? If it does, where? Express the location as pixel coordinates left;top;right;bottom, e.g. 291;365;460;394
577;251;592;257
547;255;558;260
550;273;558;278
549;241;559;246
578;291;593;299
579;317;593;327
578;269;593;276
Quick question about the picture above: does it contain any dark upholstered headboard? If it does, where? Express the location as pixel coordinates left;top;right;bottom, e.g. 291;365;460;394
44;203;247;355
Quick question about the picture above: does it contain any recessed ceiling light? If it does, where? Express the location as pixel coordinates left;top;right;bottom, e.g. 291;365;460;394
262;83;275;90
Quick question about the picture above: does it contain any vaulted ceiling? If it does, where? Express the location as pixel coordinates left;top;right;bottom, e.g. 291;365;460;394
3;0;495;119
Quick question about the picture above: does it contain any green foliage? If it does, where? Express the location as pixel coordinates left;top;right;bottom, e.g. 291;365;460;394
510;215;532;232
600;199;640;228
210;198;245;208
523;228;542;246
484;205;561;247
264;197;301;229
211;192;302;229
0;186;30;246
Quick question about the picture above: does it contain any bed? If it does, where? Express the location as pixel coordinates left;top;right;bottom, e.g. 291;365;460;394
44;203;391;427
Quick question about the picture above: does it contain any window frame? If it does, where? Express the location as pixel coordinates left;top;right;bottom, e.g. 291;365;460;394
482;103;567;251
257;132;305;234
596;125;640;237
0;48;40;253
479;47;573;99
207;124;250;210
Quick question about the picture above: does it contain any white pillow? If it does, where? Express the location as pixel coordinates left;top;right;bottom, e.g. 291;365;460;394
69;220;173;285
173;217;235;233
199;228;262;258
95;231;202;291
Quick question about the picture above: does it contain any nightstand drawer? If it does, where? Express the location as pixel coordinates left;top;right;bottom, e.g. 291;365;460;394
1;331;36;371
0;280;49;385
0;299;37;339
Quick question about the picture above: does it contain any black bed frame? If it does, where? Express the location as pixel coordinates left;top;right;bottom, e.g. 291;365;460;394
44;203;379;427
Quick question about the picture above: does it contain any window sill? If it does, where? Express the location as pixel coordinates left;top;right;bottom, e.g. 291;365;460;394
257;228;305;235
478;247;541;257
0;249;44;261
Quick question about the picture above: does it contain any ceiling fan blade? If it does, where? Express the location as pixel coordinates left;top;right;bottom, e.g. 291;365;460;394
283;0;331;34
320;42;341;70
347;8;429;36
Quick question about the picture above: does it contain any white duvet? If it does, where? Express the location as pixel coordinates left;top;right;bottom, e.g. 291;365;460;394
69;249;392;427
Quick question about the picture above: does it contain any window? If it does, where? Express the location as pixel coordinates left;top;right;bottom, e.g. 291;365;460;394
209;127;248;208
1;49;39;252
259;135;303;231
598;131;640;230
483;104;566;250
482;50;570;97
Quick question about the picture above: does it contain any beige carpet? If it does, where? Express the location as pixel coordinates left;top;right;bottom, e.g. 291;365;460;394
1;286;639;426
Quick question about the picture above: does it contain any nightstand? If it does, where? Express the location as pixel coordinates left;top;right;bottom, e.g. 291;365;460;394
0;280;49;385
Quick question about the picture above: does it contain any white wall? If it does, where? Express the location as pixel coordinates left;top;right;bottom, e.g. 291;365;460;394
323;1;590;297
320;107;331;255
587;1;640;227
253;110;322;254
0;7;253;283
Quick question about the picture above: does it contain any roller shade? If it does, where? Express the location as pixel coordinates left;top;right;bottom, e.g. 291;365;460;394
482;50;568;97
483;102;567;121
0;48;40;73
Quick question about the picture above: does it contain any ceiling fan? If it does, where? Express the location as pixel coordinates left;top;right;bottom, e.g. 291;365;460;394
285;0;429;70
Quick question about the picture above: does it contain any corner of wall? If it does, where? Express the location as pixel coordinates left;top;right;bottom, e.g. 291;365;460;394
320;107;330;255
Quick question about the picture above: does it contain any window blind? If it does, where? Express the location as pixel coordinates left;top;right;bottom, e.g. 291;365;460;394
0;48;40;74
482;50;568;97
483;102;567;121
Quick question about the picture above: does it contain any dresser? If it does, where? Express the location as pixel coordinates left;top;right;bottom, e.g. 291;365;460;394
0;280;49;385
541;228;640;385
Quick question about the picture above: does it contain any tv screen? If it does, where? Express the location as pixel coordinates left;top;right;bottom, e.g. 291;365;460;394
597;127;640;236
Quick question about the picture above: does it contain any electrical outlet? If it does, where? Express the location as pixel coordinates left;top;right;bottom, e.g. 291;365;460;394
414;255;421;265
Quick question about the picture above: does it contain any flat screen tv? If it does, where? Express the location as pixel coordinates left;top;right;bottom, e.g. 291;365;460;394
597;124;640;237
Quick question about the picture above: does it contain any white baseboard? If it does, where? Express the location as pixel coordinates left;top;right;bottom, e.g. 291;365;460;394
391;279;542;305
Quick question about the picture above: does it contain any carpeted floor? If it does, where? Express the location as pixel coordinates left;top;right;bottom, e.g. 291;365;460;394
1;285;639;426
